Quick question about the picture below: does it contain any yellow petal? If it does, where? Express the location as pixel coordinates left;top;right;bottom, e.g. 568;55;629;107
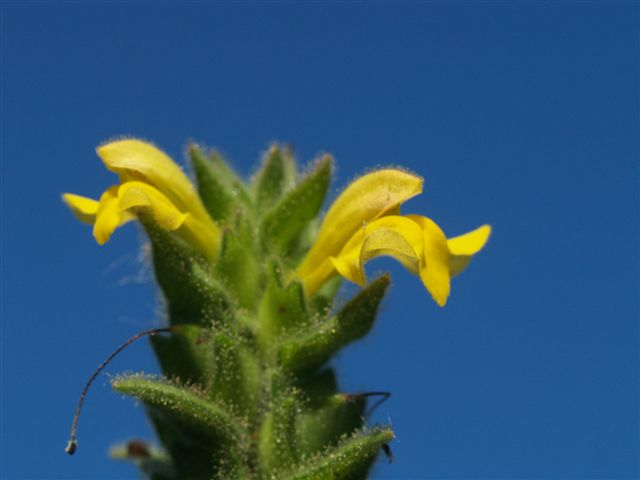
448;224;491;256
97;138;221;258
119;182;218;260
360;225;421;273
97;139;193;209
447;224;491;277
62;193;99;224
64;189;134;244
93;186;124;245
406;215;451;307
298;168;423;279
118;182;187;232
335;215;424;284
300;258;337;298
299;215;425;296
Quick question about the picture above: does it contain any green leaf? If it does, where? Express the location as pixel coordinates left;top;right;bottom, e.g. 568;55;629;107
258;262;309;349
210;332;261;420
258;387;300;474
113;376;248;480
150;325;214;387
141;217;235;326
145;408;246;480
308;276;343;319
214;214;262;310
285;428;394;480
189;145;238;223
296;369;338;409
112;375;244;444
278;275;390;375
296;393;365;457
293;369;365;456
260;155;332;255
193;145;252;208
211;151;253;208
254;144;297;213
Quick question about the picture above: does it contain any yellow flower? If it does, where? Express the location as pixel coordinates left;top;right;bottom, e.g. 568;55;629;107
297;169;490;306
63;139;220;260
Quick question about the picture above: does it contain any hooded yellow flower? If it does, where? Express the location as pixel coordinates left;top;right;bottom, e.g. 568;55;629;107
63;139;220;260
297;169;490;306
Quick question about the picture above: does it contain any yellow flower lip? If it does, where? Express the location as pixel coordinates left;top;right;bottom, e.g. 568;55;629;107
62;193;99;223
447;224;492;278
64;138;221;260
331;215;424;287
448;224;492;257
301;214;490;306
118;182;189;232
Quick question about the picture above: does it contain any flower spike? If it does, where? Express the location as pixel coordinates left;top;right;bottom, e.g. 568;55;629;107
63;140;491;479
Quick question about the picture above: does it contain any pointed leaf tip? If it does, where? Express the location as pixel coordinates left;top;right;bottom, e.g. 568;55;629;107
261;154;332;255
278;275;390;374
190;145;238;222
112;376;243;444
286;428;394;480
254;143;297;212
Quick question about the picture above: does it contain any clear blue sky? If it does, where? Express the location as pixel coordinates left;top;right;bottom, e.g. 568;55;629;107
2;3;638;479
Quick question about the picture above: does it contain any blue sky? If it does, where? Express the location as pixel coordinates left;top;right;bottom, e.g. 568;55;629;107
2;2;638;479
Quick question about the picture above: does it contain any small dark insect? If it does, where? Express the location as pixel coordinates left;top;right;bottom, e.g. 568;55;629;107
382;443;394;463
194;333;210;345
127;440;151;459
